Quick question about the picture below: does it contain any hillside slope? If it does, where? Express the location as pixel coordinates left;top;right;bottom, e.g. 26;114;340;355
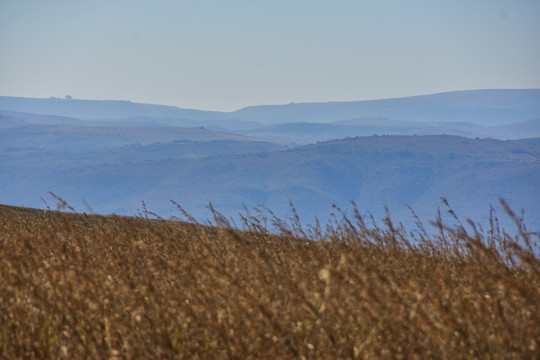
0;96;225;120
0;124;281;152
241;118;540;143
2;89;540;126
1;204;538;358
1;135;538;231
230;89;540;125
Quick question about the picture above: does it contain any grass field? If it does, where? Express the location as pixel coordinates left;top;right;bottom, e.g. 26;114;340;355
0;202;539;359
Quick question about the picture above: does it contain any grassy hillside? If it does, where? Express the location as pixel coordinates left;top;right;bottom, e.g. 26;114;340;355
1;204;538;358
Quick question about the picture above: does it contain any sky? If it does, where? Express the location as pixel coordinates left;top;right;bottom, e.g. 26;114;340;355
1;0;539;112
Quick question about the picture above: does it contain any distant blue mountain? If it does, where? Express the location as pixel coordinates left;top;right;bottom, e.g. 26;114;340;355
0;123;279;152
2;90;539;234
513;137;540;145
1;135;538;232
240;118;540;144
1;89;539;126
0;96;226;120
230;89;540;126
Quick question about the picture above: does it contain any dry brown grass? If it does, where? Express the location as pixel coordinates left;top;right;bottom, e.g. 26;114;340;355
0;202;539;359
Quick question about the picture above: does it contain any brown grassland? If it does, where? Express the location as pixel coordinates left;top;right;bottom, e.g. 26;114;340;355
0;201;539;359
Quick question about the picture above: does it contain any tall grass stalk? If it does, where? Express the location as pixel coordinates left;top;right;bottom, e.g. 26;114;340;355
0;200;538;359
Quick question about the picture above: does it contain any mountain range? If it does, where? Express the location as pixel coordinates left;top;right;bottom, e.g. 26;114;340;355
2;89;540;125
1;89;539;231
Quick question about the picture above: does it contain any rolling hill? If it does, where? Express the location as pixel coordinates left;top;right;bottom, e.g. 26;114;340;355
229;89;540;125
0;110;263;131
1;90;539;232
240;118;540;144
0;96;224;120
2;135;538;232
2;89;540;126
2;204;538;358
0;124;283;152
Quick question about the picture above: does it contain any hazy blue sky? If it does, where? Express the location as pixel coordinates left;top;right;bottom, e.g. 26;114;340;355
1;0;539;111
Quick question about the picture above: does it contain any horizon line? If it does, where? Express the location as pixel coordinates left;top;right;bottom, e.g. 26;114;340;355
1;87;540;113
